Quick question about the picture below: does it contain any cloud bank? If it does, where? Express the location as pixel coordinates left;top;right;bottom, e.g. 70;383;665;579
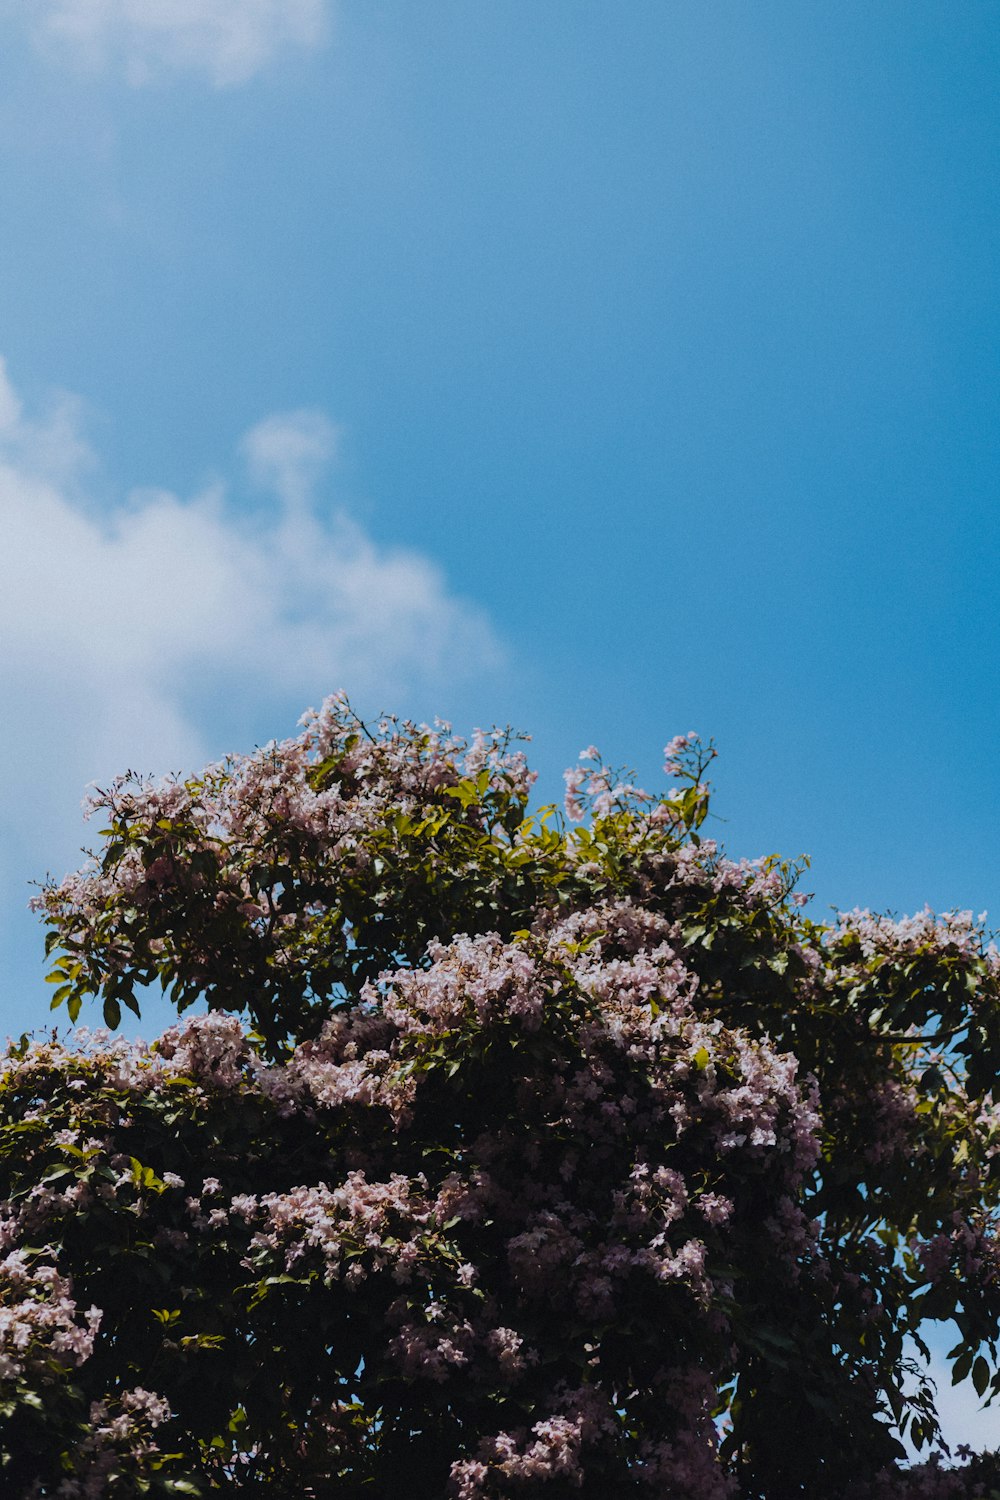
23;0;331;87
0;357;501;895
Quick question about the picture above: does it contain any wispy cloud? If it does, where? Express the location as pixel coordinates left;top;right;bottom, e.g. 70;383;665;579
22;0;331;87
0;357;502;893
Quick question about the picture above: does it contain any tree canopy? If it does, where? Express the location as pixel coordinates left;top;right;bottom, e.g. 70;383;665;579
5;694;1000;1495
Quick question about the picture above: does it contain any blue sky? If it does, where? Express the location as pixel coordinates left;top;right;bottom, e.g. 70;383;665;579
0;0;998;1447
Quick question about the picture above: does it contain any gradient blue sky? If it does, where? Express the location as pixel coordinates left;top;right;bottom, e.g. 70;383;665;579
0;0;998;1446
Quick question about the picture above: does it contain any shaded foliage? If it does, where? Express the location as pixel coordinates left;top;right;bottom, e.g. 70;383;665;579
3;696;998;1495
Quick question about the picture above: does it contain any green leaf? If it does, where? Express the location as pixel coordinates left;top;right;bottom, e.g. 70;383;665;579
40;1164;73;1185
973;1355;991;1398
129;1158;167;1194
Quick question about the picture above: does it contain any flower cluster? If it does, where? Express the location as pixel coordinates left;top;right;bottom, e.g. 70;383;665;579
0;918;821;1493
0;1252;100;1384
11;697;1000;1494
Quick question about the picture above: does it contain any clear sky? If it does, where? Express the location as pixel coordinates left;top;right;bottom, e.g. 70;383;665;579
0;0;998;1450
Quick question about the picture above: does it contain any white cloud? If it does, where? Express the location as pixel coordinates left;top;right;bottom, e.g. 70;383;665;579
241;408;339;511
0;357;502;896
23;0;331;87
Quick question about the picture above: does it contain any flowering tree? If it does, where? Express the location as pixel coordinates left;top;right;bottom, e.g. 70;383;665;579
4;695;1000;1496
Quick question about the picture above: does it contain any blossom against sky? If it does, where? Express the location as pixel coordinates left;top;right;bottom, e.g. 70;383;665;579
1;0;996;1038
1;4;998;1444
